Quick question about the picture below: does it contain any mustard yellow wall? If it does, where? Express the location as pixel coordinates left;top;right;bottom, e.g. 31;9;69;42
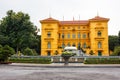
40;17;109;56
89;21;109;56
41;22;59;56
58;25;90;54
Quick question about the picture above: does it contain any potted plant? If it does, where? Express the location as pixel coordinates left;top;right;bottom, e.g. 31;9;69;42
61;51;75;65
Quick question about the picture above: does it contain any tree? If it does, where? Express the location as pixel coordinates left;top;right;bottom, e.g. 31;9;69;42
111;46;120;56
118;31;120;45
0;45;15;62
109;35;119;51
23;47;37;56
0;10;37;54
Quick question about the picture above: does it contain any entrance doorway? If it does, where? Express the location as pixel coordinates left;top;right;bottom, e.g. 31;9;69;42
47;51;51;56
98;51;102;56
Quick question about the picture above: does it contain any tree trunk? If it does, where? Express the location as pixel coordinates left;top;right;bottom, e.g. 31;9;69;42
16;44;19;56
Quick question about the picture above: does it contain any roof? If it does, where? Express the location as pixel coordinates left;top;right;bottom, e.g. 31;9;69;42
60;20;89;25
40;16;109;24
89;16;109;21
40;17;59;23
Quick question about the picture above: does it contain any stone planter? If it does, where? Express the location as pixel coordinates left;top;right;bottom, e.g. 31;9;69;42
61;51;73;66
62;55;72;65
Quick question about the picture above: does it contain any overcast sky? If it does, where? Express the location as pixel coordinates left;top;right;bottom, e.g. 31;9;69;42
0;0;120;35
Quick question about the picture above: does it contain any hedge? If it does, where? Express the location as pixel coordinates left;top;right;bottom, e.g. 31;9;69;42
84;58;120;64
10;58;51;64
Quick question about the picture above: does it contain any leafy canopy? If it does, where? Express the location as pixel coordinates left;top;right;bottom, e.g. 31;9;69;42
0;10;37;53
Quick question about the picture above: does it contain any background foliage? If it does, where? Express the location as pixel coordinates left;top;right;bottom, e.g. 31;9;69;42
0;10;40;55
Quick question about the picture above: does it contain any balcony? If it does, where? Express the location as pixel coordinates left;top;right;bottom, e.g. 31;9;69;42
44;28;53;30
44;38;54;40
95;37;104;40
97;48;103;51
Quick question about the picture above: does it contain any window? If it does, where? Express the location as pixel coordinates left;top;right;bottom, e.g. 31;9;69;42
82;33;86;38
72;28;75;31
98;42;102;48
47;51;51;56
67;42;71;46
67;33;70;38
62;33;65;38
78;43;81;50
83;43;86;48
62;43;65;48
72;34;76;38
98;31;101;37
47;32;51;37
78;33;80;38
98;51;102;56
47;42;51;49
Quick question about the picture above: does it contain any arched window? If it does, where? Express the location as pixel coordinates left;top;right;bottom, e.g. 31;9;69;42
98;42;102;48
98;31;101;37
83;33;86;38
78;33;80;38
62;33;65;38
67;33;70;38
67;42;71;46
72;34;76;38
47;42;51;49
62;43;65;48
78;43;81;50
83;43;87;48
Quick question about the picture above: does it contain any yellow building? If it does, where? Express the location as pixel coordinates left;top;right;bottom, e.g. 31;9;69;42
40;16;109;56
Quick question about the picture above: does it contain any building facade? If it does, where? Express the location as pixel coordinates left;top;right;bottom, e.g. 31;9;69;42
40;16;109;56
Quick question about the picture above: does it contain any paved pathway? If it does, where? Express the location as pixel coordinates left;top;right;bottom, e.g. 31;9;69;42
0;63;120;80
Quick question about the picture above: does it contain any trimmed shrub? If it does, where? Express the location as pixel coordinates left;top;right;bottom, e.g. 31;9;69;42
0;45;15;62
84;58;120;64
10;58;51;64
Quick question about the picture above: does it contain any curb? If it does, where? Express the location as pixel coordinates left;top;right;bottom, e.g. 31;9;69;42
7;63;120;68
